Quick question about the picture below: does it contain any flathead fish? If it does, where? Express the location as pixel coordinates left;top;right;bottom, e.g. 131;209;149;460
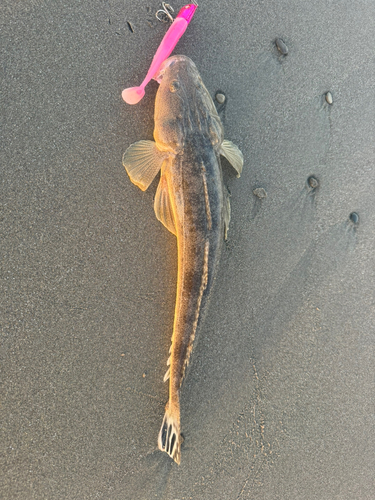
122;55;243;464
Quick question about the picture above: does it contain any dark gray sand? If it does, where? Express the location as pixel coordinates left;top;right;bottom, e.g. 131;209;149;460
1;1;375;498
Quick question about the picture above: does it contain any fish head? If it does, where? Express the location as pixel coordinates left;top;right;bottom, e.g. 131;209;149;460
153;56;224;153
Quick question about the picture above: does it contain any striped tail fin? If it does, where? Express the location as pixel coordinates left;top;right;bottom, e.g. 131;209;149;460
158;402;181;464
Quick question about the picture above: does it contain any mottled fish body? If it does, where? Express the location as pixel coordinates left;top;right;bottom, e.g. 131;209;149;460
122;56;243;464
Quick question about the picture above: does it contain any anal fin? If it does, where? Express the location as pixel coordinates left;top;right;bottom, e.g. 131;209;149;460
163;367;170;382
223;188;231;241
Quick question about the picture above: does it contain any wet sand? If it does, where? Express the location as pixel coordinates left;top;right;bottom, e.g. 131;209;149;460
1;1;374;498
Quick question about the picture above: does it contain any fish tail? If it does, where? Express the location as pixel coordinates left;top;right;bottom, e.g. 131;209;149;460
158;401;181;464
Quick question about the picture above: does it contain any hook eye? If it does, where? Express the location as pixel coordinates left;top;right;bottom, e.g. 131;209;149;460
156;2;174;23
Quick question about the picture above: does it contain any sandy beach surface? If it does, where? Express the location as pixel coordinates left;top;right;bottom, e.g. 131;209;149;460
1;1;374;498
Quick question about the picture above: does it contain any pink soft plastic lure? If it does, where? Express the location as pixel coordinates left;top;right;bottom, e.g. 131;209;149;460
122;3;198;105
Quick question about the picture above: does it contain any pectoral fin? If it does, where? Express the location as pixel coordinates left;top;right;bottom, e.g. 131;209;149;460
154;175;176;236
220;140;244;178
122;140;167;191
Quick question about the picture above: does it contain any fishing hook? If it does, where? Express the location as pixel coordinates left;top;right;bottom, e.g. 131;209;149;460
156;1;198;23
156;2;175;23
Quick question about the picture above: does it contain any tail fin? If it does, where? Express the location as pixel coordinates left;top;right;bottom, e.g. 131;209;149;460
158;402;181;464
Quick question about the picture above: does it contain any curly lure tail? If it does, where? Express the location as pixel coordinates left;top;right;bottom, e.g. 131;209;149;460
158;402;181;464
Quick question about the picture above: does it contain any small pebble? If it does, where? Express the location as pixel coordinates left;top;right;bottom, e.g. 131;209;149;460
275;38;288;55
142;373;146;378
325;91;333;104
253;187;267;199
349;212;359;224
308;176;319;189
215;92;226;104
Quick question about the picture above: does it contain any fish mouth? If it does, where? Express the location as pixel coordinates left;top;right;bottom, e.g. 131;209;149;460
154;55;192;83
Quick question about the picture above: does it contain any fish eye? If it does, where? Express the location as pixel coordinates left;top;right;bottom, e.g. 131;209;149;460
169;80;180;93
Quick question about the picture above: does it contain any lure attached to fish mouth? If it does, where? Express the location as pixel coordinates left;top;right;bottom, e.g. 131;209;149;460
122;55;243;464
122;3;198;105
